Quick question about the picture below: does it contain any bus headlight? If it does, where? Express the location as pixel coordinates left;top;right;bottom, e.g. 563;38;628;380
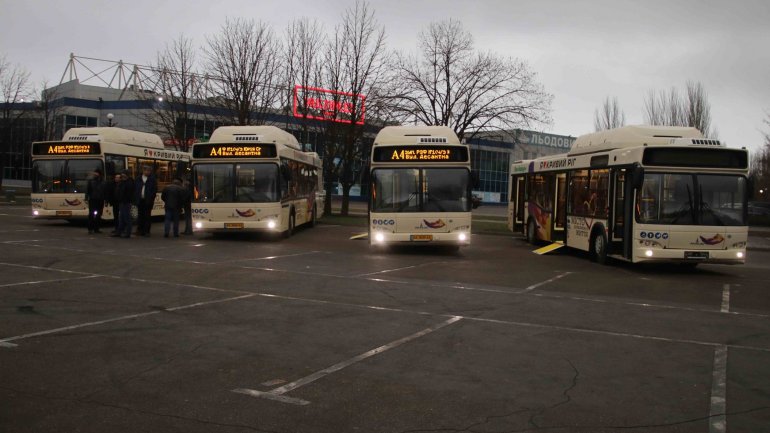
33;210;39;216
195;222;203;229
458;232;467;242
375;232;385;243
645;249;654;257
736;251;744;259
267;220;277;229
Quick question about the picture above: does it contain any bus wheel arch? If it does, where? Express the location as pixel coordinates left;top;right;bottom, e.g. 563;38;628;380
283;207;295;238
590;224;608;265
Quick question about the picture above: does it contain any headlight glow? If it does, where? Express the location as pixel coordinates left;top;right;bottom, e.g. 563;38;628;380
268;220;277;229
195;222;203;229
33;210;39;216
645;249;653;257
375;232;385;243
458;233;467;242
737;251;744;259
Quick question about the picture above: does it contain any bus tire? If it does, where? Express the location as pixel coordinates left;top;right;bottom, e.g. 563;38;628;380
526;218;538;245
283;210;295;238
591;228;608;265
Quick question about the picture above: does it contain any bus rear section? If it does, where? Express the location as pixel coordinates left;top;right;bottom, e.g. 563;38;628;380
368;126;474;247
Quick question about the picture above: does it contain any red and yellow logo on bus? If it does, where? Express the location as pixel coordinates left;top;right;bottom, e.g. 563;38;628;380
64;199;82;206
699;234;725;245
235;209;256;217
423;219;446;229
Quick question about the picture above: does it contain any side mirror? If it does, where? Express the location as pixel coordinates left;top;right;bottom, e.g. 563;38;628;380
630;163;645;189
471;194;481;209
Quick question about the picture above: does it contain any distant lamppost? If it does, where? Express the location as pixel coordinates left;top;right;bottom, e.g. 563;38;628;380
106;113;114;127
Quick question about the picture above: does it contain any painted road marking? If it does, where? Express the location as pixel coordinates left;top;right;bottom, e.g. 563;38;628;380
0;294;257;348
0;275;99;288
233;316;462;405
355;261;447;278
721;284;731;313
223;251;322;263
709;345;728;433
520;271;571;292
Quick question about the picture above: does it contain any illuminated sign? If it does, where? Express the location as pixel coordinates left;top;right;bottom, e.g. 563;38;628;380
372;146;469;163
293;85;365;125
192;144;277;159
32;143;101;155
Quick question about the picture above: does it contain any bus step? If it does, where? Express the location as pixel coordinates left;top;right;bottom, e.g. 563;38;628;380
533;242;564;255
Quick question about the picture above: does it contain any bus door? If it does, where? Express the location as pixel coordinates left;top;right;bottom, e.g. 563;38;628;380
611;169;634;259
509;176;526;232
552;173;567;241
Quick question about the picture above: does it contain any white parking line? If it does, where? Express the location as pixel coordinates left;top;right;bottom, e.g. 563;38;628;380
709;345;728;433
224;251;322;263
233;316;462;405
354;261;446;278
721;284;731;313
0;275;99;288
520;271;572;292
0;293;257;348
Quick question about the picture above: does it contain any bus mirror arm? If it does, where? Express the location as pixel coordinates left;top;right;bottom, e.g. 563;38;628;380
630;163;645;189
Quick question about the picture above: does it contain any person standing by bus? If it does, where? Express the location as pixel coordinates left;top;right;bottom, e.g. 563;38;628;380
86;168;105;234
105;173;121;234
161;178;185;238
134;165;157;237
113;170;135;238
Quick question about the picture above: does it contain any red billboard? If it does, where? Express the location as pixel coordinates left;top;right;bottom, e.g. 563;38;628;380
292;85;366;125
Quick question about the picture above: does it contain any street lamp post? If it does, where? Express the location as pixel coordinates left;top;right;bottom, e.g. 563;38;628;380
106;113;114;127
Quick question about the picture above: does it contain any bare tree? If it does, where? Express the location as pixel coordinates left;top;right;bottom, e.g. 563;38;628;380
322;1;389;215
37;81;68;141
388;19;552;140
0;55;32;188
750;112;770;200
284;18;326;145
204;18;283;126
593;96;626;131
644;81;715;137
140;35;204;151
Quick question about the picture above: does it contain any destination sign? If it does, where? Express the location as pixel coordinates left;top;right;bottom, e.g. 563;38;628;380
32;143;101;155
373;146;469;163
193;143;277;159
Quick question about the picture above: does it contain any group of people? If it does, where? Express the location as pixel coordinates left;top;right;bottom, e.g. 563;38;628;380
85;165;193;238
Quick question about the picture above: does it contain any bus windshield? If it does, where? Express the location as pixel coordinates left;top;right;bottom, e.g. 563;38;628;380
636;173;746;226
193;163;279;203
32;159;103;193
371;167;470;212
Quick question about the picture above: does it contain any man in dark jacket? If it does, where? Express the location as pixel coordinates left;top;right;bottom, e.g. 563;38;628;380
161;178;185;238
134;165;157;236
113;170;135;238
86;168;105;234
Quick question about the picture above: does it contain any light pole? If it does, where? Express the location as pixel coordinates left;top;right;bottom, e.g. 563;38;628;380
106;113;114;127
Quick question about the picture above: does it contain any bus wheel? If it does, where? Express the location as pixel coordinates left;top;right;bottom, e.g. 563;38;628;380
283;211;295;238
526;219;538;245
592;230;608;265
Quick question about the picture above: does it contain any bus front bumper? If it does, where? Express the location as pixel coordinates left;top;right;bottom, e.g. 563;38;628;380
32;208;89;219
633;247;746;264
369;230;471;246
193;219;282;233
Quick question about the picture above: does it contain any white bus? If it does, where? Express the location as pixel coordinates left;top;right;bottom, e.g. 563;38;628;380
31;127;190;220
190;125;324;237
508;125;749;265
368;126;476;248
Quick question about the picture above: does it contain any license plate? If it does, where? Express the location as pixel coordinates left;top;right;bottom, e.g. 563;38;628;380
224;222;244;229
56;211;72;216
684;251;709;260
411;234;433;241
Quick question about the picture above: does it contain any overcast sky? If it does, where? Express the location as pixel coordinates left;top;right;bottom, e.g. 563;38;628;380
2;0;769;152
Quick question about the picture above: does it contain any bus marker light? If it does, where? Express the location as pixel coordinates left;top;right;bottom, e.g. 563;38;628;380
645;249;653;257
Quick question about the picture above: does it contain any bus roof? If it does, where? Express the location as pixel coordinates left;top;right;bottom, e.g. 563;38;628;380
373;126;461;145
62;127;165;149
569;125;708;155
208;125;301;150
